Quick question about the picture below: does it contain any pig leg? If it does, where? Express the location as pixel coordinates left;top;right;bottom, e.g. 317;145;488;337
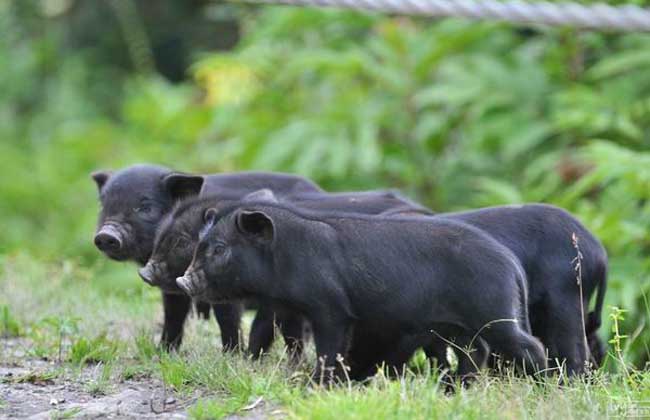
275;309;305;363
345;331;417;381
248;306;277;359
480;322;547;376
160;292;192;351
587;332;606;368
424;334;487;391
454;335;489;387
195;301;211;320
544;297;589;375
424;337;451;371
212;303;243;352
423;337;454;387
345;330;391;381
377;335;422;378
311;320;353;385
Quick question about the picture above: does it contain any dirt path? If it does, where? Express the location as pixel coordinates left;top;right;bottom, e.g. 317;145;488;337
1;367;190;419
1;339;189;419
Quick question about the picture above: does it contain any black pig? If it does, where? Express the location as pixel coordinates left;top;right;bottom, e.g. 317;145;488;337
346;204;607;379
432;204;607;375
91;164;321;351
145;189;432;359
178;203;547;383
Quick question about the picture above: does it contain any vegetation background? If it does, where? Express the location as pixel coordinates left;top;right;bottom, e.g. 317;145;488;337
1;0;650;417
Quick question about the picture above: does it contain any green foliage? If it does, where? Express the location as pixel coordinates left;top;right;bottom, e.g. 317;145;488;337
7;369;60;385
83;362;114;396
69;333;121;366
287;372;648;420
50;408;83;420
0;305;21;337
159;350;294;396
2;256;650;418
28;315;80;361
189;398;242;420
134;330;159;362
1;3;650;367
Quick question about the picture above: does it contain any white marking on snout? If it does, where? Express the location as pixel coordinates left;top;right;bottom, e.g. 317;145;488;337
176;275;191;293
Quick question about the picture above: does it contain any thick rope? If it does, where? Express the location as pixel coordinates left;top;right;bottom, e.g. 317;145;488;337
240;0;650;31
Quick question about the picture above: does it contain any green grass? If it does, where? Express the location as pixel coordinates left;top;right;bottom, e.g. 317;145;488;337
1;254;649;419
189;398;244;420
83;362;114;397
50;408;83;420
69;333;122;366
5;369;61;386
1;305;21;337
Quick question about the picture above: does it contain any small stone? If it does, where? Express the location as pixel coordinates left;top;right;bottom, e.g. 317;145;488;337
142;400;149;405
165;397;176;405
49;398;58;406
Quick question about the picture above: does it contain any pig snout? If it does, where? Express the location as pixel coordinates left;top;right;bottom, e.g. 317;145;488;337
176;270;204;297
138;262;155;286
94;226;123;253
176;275;193;295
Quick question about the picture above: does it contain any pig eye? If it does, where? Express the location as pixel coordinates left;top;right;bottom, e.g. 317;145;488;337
213;244;226;255
134;203;153;215
175;237;191;249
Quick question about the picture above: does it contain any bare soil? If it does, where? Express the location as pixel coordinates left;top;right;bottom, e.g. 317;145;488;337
1;338;190;419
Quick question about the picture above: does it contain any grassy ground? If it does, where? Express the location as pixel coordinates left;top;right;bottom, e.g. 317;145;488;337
1;254;649;419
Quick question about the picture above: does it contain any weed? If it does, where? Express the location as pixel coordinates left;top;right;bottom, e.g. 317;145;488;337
189;398;243;419
0;305;21;338
84;362;114;396
69;333;121;365
28;315;80;363
121;363;154;381
50;407;82;419
134;329;159;362
8;369;60;385
609;306;629;374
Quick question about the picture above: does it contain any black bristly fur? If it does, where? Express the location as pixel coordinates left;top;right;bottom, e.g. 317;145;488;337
185;202;547;384
347;204;608;379
442;204;608;373
92;165;322;352
149;189;433;359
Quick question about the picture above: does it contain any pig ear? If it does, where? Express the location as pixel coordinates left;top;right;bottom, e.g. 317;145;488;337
162;173;204;201
243;189;278;203
204;207;219;226
235;210;274;243
91;170;112;191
